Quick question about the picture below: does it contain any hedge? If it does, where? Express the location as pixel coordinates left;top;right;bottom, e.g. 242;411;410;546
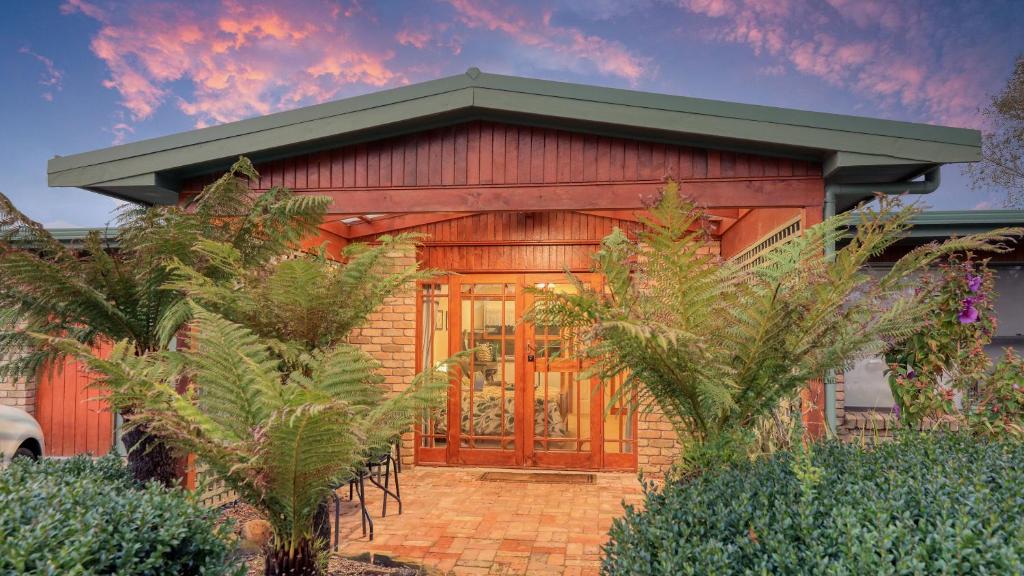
604;433;1024;575
0;455;242;575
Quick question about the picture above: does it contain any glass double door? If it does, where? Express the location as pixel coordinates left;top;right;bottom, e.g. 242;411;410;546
416;274;636;470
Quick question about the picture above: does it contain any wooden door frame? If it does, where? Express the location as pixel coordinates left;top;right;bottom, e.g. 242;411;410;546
413;272;638;471
447;273;524;467
522;273;603;470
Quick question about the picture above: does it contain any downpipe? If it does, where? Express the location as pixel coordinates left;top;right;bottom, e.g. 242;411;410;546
821;166;941;435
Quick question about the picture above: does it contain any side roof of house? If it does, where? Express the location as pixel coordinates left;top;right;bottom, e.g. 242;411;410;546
843;209;1024;264
48;68;980;205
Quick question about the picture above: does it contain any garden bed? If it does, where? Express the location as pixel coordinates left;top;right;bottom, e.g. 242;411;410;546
218;502;430;576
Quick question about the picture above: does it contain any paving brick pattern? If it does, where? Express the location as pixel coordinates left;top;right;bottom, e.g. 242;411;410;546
335;467;644;575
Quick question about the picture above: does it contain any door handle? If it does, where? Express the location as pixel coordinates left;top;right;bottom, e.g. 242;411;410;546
527;353;535;362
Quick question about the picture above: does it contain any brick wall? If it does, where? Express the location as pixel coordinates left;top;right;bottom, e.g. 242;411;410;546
348;250;419;468
636;411;681;476
833;372;845;435
839;410;962;443
0;349;36;415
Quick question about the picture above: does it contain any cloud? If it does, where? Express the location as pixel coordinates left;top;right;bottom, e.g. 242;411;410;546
62;0;404;130
394;19;463;55
445;0;650;83
396;27;432;49
18;47;64;102
553;0;652;21
108;122;134;145
59;0;106;20
673;0;993;127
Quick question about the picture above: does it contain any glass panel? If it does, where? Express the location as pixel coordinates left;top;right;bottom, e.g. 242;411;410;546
459;283;516;450
533;369;591;452
532;282;591;453
419;283;450;448
603;372;635;454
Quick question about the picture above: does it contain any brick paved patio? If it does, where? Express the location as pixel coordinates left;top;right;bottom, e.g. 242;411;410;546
333;467;644;575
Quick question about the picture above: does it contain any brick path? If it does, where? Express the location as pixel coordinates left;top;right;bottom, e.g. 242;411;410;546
333;466;644;575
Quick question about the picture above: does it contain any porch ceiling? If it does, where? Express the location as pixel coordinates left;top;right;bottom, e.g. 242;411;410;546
48;68;979;208
324;209;738;240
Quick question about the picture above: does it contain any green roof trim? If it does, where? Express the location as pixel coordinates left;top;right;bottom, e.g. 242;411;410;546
847;210;1024;238
48;68;981;205
46;225;119;242
45;227;119;242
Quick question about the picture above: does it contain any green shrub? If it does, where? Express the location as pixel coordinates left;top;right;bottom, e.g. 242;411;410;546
0;455;242;575
604;433;1024;575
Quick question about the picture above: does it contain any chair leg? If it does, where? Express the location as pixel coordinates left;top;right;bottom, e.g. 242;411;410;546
395;442;402;473
356;478;366;537
382;457;390;517
392;454;402;515
331;491;340;551
355;475;373;541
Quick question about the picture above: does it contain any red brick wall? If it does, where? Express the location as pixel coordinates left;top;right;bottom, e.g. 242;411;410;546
348;249;420;468
0;349;34;415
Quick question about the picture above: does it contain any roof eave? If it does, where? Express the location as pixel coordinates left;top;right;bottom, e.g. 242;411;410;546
46;70;983;204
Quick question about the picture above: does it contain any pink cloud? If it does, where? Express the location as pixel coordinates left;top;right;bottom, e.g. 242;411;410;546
673;0;989;127
60;0;106;20
446;0;650;83
62;0;403;132
108;122;134;145
18;47;64;102
395;19;464;55
396;28;432;49
824;0;902;30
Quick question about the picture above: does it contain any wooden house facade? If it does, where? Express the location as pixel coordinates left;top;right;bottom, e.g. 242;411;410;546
31;69;980;474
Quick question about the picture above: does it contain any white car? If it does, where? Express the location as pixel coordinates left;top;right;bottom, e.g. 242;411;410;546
0;405;45;464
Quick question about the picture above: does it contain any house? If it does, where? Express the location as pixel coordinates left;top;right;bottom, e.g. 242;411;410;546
839;210;1024;438
21;68;983;475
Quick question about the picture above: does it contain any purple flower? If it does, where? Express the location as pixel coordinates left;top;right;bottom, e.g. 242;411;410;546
907;369;917;379
967;274;983;292
892;404;901;419
959;303;979;324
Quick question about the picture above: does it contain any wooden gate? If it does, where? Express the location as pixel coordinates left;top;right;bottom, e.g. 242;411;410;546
34;343;114;457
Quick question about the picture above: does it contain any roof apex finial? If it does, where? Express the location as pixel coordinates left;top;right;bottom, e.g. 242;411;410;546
466;67;481;80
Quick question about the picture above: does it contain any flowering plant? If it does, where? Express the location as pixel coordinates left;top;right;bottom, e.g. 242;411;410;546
886;255;1024;436
886;256;995;426
967;349;1024;437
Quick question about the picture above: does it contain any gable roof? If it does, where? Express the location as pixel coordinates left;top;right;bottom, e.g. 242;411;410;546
48;68;981;205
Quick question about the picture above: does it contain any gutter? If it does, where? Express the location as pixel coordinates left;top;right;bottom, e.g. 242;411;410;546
821;166;941;435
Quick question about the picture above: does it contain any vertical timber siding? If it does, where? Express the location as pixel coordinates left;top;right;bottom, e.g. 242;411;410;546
34;345;114;457
370;211;644;273
181;120;821;195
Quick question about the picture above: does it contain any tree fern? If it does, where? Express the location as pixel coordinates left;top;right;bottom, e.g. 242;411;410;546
1;156;328;485
49;304;460;576
528;181;1023;472
47;221;458;574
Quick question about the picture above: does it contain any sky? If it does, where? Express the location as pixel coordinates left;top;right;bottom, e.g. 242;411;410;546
1;0;1022;228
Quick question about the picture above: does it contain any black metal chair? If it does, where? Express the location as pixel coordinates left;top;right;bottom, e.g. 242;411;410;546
330;471;373;549
365;442;402;517
329;441;403;550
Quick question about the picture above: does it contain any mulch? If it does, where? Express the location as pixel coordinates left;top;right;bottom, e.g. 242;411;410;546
217;502;429;576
